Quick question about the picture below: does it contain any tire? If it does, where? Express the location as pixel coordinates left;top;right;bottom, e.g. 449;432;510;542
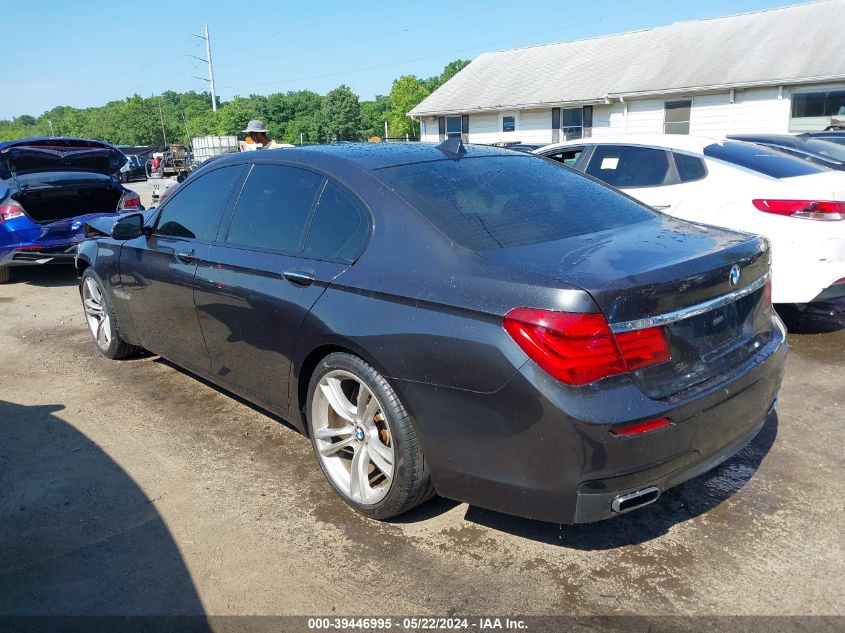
0;266;9;283
80;269;140;359
306;352;434;520
118;172;127;183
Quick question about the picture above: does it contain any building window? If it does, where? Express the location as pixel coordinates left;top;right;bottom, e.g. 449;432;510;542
792;90;845;118
502;116;516;132
561;106;592;141
445;116;462;139
562;107;583;140
664;100;691;134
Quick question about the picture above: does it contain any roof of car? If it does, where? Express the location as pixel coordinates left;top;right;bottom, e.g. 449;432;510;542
536;134;723;154
208;142;518;171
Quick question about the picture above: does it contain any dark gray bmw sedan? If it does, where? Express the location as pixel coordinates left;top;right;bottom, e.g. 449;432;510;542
76;142;786;524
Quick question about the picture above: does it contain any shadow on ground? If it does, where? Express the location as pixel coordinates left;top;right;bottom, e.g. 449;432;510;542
461;412;779;549
0;399;208;620
4;266;79;288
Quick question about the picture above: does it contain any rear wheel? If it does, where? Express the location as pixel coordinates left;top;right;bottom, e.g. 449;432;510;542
80;269;140;359
307;352;434;520
0;266;9;283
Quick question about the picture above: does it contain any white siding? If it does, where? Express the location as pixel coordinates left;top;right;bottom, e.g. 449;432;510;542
517;109;554;144
730;86;790;133
689;93;732;135
591;103;624;136
624;99;665;134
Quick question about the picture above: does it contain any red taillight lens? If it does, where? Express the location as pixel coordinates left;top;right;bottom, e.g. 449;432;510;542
752;199;845;221
503;308;670;386
119;193;141;210
0;202;25;223
762;279;773;309
611;417;671;437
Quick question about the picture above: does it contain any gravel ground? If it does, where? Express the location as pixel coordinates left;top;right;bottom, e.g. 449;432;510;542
0;265;843;620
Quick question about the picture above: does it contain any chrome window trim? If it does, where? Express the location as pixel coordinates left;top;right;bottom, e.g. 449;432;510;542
609;272;770;333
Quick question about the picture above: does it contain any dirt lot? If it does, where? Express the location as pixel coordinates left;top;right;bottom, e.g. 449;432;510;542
0;265;843;619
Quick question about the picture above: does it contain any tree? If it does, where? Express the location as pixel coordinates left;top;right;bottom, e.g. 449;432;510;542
439;59;470;85
317;85;362;142
360;95;390;139
388;76;430;140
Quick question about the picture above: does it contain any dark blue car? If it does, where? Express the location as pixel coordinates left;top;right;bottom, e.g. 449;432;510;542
0;137;141;283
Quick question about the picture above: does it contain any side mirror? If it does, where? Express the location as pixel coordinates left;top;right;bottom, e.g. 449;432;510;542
112;213;145;240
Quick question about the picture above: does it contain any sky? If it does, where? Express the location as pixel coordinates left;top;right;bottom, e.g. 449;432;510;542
2;0;808;120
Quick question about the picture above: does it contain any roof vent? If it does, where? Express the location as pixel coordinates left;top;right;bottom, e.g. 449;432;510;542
436;137;467;159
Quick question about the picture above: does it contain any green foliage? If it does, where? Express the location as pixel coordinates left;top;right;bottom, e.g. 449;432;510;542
0;59;472;146
317;85;362;142
388;76;431;140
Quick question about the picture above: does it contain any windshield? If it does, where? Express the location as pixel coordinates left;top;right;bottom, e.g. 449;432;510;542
703;141;824;179
376;155;655;251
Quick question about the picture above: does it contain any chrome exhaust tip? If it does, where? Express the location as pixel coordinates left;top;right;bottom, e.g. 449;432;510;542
611;486;660;514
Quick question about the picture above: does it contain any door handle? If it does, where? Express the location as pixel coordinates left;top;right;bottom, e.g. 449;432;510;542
175;249;196;263
282;270;316;286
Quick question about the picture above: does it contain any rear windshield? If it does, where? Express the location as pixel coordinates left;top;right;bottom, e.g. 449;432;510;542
377;156;655;250
797;139;845;162
703;141;824;178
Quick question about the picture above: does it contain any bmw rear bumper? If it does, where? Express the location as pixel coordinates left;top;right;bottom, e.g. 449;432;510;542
396;315;787;524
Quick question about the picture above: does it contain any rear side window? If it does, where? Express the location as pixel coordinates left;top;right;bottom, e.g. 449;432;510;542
585;145;671;188
376;155;654;251
155;166;242;241
673;152;708;182
703;141;823;178
304;182;370;261
225;164;323;253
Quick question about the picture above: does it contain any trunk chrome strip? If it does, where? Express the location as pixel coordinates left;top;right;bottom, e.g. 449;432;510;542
609;273;771;333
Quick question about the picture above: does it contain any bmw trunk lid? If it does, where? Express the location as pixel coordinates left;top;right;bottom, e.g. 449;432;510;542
484;217;775;398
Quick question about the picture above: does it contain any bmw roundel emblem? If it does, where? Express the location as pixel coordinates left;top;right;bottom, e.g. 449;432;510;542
729;265;741;287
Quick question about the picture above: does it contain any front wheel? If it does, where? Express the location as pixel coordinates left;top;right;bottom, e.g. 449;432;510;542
80;269;140;359
307;352;434;520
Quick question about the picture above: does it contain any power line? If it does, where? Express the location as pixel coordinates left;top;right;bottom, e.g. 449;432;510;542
217;0;672;92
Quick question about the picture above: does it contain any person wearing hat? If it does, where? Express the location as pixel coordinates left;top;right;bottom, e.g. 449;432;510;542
241;119;280;150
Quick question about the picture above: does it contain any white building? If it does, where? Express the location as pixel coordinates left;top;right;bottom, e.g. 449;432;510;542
410;0;845;145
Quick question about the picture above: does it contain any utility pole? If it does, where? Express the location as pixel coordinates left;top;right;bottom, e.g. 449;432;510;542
384;120;388;140
157;97;168;146
190;24;217;112
48;120;54;136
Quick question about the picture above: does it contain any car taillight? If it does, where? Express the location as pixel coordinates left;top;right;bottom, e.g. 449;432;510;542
503;308;671;386
752;199;845;221
0;201;25;223
762;279;773;309
119;192;141;210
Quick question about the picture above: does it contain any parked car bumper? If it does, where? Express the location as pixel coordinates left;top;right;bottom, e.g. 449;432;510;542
0;242;80;267
396;314;787;524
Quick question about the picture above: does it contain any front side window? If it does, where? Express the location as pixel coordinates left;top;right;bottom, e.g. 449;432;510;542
376;156;654;251
155;166;242;241
445;116;462;139
544;148;584;167
303;183;370;261
585;145;671;188
225;164;323;253
664;100;692;135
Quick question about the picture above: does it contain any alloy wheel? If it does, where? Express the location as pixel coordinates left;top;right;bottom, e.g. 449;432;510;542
82;277;112;350
311;370;395;505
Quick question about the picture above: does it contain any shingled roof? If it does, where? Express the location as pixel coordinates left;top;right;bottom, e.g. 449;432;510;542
409;0;845;116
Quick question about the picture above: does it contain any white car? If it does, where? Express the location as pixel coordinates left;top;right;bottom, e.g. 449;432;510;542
535;135;845;306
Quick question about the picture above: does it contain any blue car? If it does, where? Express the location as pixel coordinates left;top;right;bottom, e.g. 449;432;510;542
0;137;141;283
